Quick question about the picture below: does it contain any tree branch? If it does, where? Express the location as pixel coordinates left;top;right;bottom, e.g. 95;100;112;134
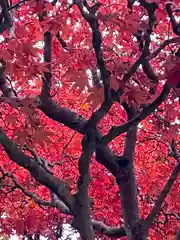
168;139;180;162
9;174;70;214
73;0;112;130
146;162;180;229
0;54;17;98
1;164;127;238
0;68;16;98
72;132;95;239
40;31;52;98
56;32;67;49
8;0;29;11
116;107;144;239
91;219;126;238
102;83;170;144
123;108;137;160
146;139;180;228
0;127;74;211
149;37;180;60
117;0;157;96
142;59;158;93
73;0;110;101
166;3;180;36
0;0;13;34
38;98;120;176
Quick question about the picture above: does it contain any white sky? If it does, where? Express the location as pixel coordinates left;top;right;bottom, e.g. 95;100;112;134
9;224;79;240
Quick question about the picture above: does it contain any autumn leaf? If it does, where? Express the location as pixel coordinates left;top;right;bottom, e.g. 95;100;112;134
86;87;104;108
0;1;179;239
80;103;89;110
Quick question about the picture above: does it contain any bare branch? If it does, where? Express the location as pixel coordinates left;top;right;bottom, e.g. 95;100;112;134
162;211;180;221
0;0;13;34
0;127;74;211
56;32;67;49
146;162;180;229
142;59;159;93
166;3;180;36
168;139;180;162
0;61;16;98
10;174;70;214
9;0;29;11
92;219;126;238
23;146;55;175
149;37;180;60
0;74;16;98
40;31;52;98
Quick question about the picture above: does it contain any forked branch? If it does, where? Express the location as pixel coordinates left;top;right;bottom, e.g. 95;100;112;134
0;127;74;211
9;174;70;214
102;83;170;144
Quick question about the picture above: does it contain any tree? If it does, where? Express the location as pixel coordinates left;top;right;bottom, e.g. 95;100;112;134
0;0;179;239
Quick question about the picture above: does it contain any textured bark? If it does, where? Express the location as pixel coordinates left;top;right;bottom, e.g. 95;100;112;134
0;128;74;211
118;123;146;240
39;97;119;176
146;162;180;229
176;229;180;240
73;212;95;240
92;219;126;237
73;136;95;240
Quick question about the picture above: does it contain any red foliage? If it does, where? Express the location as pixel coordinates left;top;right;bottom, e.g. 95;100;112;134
0;0;179;239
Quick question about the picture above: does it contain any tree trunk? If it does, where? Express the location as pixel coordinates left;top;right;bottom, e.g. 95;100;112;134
73;210;95;240
118;125;147;240
118;172;147;240
34;232;40;240
72;139;95;240
176;229;180;240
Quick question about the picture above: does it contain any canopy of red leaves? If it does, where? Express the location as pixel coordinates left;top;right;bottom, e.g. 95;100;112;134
0;0;179;239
